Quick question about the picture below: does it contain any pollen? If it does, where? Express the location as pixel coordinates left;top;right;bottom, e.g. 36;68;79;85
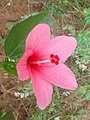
50;54;60;65
54;55;60;61
50;54;54;58
55;61;59;65
51;59;55;63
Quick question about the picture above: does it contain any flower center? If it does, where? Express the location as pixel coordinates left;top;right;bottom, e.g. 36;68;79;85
28;54;60;65
50;54;60;65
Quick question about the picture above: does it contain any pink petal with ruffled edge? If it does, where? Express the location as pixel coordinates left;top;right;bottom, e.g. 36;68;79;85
31;69;53;110
16;50;33;80
49;36;77;62
34;63;77;90
25;24;50;60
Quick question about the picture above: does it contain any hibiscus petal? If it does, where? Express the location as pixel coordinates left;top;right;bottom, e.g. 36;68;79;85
25;24;50;59
50;36;77;62
34;63;77;90
16;50;33;80
31;69;53;110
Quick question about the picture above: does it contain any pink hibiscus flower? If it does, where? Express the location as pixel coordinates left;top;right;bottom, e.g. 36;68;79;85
16;24;78;110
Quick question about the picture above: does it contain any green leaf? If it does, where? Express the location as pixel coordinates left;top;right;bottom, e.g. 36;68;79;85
84;91;90;100
6;22;17;30
57;0;68;5
0;39;5;46
74;31;90;64
54;87;60;99
76;109;85;115
4;10;50;59
0;109;3;118
77;87;87;94
68;109;74;116
83;8;90;24
0;62;3;68
3;58;17;76
76;84;90;95
83;8;90;16
85;16;90;24
74;117;78;120
1;110;15;120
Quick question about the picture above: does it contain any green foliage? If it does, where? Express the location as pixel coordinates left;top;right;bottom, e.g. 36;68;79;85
57;0;68;5
0;62;3;69
76;84;90;101
73;108;85;120
53;6;65;16
18;81;34;95
76;108;85;115
68;109;74;116
0;39;5;46
63;25;76;35
0;110;15;120
73;31;90;64
6;21;16;30
83;7;90;24
4;10;50;59
73;0;80;9
83;91;90;100
0;109;3;118
27;109;47;120
72;66;80;77
3;58;17;76
46;0;66;17
77;84;90;94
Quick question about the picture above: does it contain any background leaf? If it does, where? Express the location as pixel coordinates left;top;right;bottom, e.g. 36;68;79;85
83;8;90;24
76;108;85;115
3;58;17;76
1;110;15;120
83;91;90;100
0;109;3;118
6;21;17;30
0;39;5;46
4;10;50;59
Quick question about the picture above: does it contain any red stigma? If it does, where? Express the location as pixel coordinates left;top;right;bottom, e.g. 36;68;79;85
50;54;60;65
51;59;55;63
55;61;59;65
54;55;60;61
50;54;54;58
